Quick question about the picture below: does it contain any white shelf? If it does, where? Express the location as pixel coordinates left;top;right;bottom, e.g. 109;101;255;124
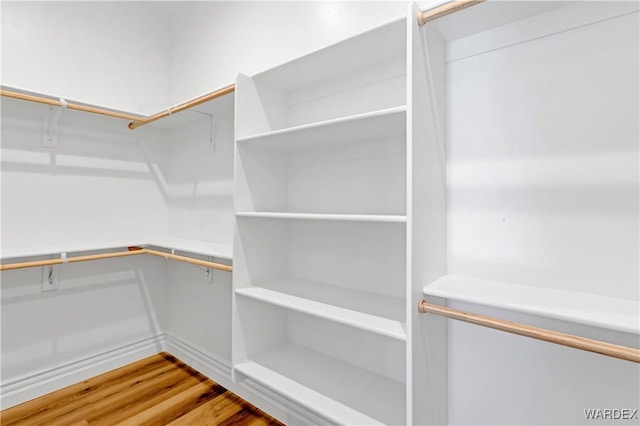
147;238;233;261
236;106;406;149
254;276;405;323
252;18;405;91
0;240;143;261
1;238;233;262
236;286;406;341
235;344;405;426
236;212;407;223
423;275;640;335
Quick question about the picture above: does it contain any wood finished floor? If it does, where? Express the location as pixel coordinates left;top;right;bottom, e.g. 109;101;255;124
1;352;284;426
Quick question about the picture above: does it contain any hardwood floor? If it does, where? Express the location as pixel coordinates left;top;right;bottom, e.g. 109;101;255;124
1;352;284;426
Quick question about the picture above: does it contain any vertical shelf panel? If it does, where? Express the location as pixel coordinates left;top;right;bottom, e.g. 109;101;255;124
408;3;448;425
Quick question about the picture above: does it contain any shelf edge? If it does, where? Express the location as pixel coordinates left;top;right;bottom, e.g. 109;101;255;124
423;275;640;335
236;287;407;341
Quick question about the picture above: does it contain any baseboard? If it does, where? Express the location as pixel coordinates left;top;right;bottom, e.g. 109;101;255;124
161;332;233;388
237;377;332;426
0;334;165;410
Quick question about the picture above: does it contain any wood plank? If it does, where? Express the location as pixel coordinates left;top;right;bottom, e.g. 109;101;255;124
90;370;218;425
0;353;171;425
217;405;276;426
0;352;283;426
57;369;199;426
167;391;246;425
17;363;189;426
89;376;199;425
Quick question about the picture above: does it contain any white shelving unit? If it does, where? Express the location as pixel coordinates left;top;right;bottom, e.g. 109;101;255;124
233;7;443;423
233;15;412;425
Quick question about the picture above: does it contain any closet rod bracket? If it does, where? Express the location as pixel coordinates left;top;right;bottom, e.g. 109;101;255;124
41;98;66;148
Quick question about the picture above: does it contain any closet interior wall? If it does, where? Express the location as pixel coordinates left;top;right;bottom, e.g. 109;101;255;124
0;2;173;115
157;98;236;375
0;96;172;407
438;2;639;424
1;1;639;424
0;93;238;408
167;1;407;106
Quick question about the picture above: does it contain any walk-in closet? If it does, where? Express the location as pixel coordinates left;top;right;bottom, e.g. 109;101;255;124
1;1;638;425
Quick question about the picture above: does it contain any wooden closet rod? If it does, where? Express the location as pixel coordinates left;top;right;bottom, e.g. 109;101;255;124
1;84;235;130
0;247;232;273
418;299;640;363
418;0;485;26
0;89;144;122
128;84;236;129
0;249;146;271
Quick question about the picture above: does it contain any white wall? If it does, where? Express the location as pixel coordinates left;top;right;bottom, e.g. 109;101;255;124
163;263;232;364
447;3;639;300
1;97;169;252
167;1;408;105
154;98;235;375
0;93;172;408
161;97;235;245
444;3;639;424
1;1;413;111
447;301;639;425
1;1;172;115
0;255;167;408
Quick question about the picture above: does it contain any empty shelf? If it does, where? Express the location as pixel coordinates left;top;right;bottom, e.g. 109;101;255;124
147;238;233;261
255;276;405;323
236;286;406;341
0;241;143;261
236;212;407;223
235;343;405;425
236;106;406;149
423;275;639;335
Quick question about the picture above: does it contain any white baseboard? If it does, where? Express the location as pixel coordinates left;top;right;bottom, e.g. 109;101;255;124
237;377;332;426
0;335;165;410
161;332;233;388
